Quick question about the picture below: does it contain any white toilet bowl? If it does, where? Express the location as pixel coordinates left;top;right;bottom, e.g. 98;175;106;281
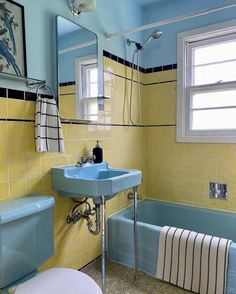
9;268;102;294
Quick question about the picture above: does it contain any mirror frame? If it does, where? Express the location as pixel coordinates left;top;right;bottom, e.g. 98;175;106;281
56;15;104;121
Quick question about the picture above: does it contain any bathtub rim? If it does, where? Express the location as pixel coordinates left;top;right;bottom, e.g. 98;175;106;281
108;198;236;221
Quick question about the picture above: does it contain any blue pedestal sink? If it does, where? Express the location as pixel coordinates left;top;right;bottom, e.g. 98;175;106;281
51;162;142;204
51;161;142;294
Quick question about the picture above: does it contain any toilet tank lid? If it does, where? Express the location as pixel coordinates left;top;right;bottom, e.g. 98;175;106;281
0;196;55;224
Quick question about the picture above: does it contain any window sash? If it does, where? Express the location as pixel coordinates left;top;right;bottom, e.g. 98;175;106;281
188;33;236;87
187;83;236;132
75;55;98;121
177;20;236;143
81;63;98;99
187;59;236;131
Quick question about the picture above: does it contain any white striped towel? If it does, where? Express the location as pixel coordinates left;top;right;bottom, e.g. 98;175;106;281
35;96;65;152
156;226;232;294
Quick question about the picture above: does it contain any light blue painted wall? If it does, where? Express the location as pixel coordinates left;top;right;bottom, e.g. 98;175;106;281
5;0;235;91
2;0;142;91
59;45;97;84
58;27;97;83
143;0;236;68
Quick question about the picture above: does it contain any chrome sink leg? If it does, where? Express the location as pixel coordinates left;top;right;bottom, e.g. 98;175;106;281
133;186;138;281
101;196;106;293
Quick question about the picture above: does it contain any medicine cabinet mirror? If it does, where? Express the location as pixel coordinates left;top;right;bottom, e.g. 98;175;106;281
57;16;102;121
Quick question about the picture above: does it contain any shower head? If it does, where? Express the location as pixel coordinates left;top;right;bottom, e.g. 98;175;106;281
141;29;162;50
152;29;163;39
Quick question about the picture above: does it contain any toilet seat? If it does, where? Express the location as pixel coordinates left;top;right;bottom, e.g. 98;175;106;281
11;268;102;294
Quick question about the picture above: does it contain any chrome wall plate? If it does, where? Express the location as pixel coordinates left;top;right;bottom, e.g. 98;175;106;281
209;182;228;199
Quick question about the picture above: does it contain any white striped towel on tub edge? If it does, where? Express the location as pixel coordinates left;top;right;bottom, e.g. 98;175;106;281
156;226;232;294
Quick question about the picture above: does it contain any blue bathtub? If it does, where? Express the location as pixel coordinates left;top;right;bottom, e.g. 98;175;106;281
108;200;236;294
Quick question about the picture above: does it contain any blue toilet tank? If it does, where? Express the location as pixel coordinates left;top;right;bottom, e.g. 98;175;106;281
0;196;55;289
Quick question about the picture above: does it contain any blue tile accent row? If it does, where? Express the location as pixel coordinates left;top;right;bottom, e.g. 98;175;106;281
103;50;177;73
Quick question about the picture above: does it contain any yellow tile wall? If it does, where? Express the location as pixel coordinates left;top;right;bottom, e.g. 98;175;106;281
59;85;77;119
0;57;146;271
145;69;236;212
104;57;145;126
3;55;236;273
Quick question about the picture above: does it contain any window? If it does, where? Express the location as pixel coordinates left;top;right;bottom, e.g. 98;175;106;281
177;20;236;143
76;55;98;121
81;63;98;99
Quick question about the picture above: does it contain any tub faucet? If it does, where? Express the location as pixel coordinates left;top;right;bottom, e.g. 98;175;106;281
76;156;94;167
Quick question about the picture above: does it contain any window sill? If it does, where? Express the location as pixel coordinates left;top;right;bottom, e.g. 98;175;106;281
176;132;236;143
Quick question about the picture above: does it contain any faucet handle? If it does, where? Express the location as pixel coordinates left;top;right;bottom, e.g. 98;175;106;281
76;157;85;167
76;155;94;167
79;156;85;164
87;155;95;163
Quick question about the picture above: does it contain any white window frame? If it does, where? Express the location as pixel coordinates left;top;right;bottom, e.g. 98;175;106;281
177;20;236;143
75;55;98;121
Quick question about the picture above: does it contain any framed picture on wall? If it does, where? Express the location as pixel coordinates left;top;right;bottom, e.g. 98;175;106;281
0;0;27;77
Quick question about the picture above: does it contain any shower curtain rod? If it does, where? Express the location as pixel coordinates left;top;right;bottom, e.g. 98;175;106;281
105;1;236;39
59;39;97;55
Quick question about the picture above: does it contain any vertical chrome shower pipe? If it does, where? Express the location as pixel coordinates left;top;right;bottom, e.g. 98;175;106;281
101;196;106;293
133;186;138;280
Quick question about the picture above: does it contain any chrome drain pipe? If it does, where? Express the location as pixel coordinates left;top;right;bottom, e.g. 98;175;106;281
67;198;106;293
67;200;101;236
87;204;100;235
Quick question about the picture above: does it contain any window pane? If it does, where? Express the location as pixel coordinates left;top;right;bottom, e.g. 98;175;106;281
194;41;236;65
85;82;98;98
90;83;98;97
192;90;236;109
193;61;236;85
191;108;236;130
83;99;98;114
88;68;98;83
83;98;98;121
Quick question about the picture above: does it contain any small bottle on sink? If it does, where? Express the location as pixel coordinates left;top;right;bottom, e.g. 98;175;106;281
93;140;103;163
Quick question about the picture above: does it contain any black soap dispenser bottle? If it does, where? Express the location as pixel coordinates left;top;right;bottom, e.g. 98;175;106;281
93;140;103;163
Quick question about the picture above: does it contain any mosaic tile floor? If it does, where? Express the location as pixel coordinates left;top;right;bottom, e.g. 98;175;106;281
88;260;190;294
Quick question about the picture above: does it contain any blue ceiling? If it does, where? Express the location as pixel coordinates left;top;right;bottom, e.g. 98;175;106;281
135;0;164;8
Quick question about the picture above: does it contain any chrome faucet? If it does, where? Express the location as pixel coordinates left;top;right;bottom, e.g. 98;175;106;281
76;156;95;167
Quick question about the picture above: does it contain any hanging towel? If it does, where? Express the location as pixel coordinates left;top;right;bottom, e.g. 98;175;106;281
35;95;65;152
156;226;232;294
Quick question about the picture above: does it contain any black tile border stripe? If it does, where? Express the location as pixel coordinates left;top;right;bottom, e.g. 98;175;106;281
62;121;144;127
0;118;35;122
145;124;176;128
60;92;76;96
104;69;177;86
103;50;177;74
25;92;37;101
104;50;145;73
8;89;24;100
0;117;177;128
59;81;76;87
0;87;7;98
0;52;175;102
0;87;53;101
146;79;177;86
104;70;146;85
0;117;144;127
